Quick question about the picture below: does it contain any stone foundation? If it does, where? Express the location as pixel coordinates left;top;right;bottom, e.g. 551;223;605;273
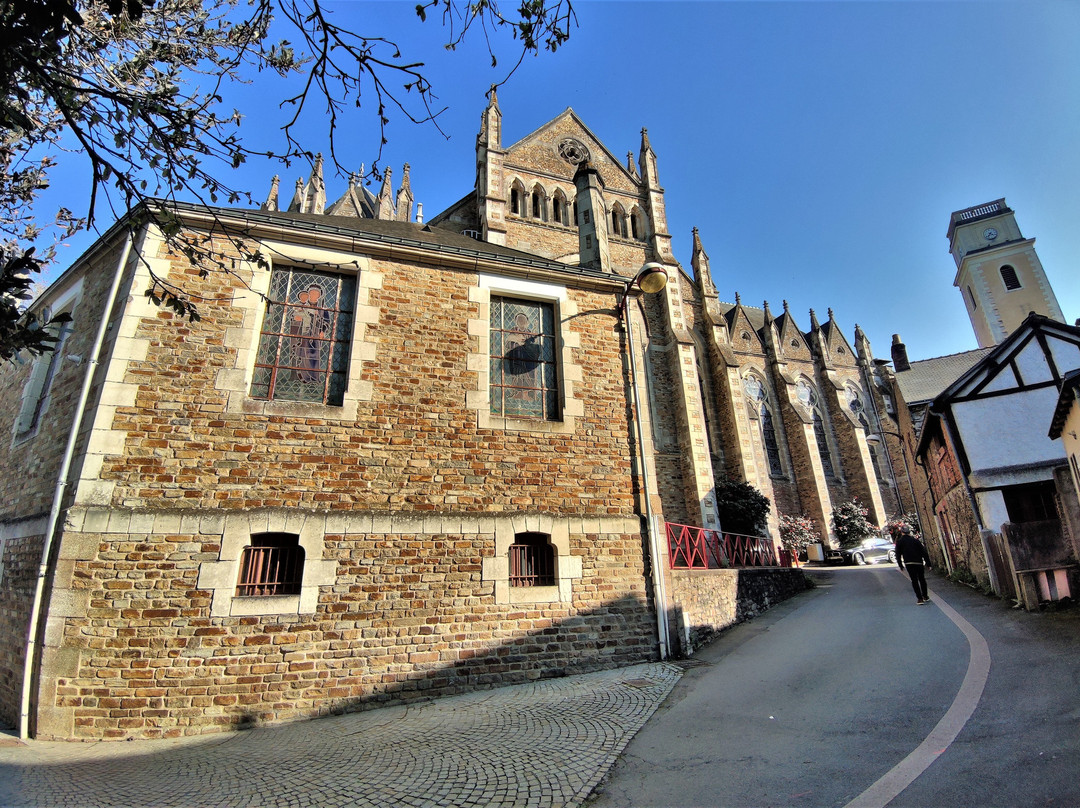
669;567;809;655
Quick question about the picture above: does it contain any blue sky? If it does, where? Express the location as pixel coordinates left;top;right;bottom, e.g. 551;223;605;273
42;0;1080;363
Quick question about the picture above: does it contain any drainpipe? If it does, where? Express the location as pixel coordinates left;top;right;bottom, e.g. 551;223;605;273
20;234;133;739
620;281;670;661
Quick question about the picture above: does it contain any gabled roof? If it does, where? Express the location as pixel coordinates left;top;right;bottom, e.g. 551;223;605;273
932;314;1080;406
894;347;994;406
1049;368;1080;440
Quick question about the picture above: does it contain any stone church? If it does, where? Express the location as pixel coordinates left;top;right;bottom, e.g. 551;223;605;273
0;91;898;740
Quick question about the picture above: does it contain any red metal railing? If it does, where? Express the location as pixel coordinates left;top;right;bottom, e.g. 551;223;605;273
666;522;787;570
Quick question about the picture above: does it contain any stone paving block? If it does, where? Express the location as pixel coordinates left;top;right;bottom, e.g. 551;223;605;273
0;662;681;807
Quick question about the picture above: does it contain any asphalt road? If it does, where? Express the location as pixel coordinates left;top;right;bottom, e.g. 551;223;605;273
586;564;1080;808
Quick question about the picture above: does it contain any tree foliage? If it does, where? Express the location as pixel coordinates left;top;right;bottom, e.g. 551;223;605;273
0;0;576;357
831;498;876;548
715;476;771;537
778;513;819;557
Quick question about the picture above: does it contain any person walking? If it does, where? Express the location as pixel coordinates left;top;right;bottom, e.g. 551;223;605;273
895;526;931;604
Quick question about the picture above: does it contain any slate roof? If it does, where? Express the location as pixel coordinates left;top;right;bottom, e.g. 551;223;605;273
174;202;632;285
894;347;994;406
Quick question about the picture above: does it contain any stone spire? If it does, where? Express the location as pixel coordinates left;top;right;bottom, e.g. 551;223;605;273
261;175;280;212
288;177;305;212
809;308;820;332
638;127;673;260
395;163;414;222
476;84;507;245
376;166;395;220
691;228;717;298
626;151;639;179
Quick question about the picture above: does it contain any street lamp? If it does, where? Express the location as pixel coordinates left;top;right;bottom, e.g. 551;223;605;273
619;262;670;659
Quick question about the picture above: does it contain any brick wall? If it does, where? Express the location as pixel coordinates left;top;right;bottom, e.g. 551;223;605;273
44;509;657;739
28;228;667;740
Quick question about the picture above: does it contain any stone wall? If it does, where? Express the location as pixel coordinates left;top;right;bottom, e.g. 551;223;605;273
668;567;809;655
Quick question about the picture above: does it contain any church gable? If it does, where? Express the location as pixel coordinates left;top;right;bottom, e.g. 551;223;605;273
819;312;858;368
503;109;641;196
723;301;766;355
774;305;813;362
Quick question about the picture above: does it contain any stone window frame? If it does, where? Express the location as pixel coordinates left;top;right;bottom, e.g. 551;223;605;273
743;371;786;478
489;296;561;422
846;384;886;482
551;188;571;227
215;241;379;422
467;273;583;434
610;202;628;239
481;514;582;605
530;184;548;221
198;512;337;618
249;266;357;407
629;206;645;241
796;377;840;480
12;279;82;444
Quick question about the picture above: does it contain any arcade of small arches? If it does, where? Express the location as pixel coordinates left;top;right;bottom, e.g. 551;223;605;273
507;178;647;241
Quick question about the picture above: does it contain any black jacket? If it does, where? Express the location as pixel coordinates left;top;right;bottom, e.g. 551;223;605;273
895;534;930;570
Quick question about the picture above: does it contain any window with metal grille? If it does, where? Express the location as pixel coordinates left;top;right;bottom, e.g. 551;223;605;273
251;268;356;406
509;533;555;587
1000;265;1021;290
236;533;305;597
489;296;560;420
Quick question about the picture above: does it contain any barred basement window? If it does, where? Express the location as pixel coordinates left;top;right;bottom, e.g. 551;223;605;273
236;533;305;597
490;296;560;420
251;268;356;406
509;533;555;587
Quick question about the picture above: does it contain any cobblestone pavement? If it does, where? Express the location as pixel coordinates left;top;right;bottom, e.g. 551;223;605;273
0;662;681;808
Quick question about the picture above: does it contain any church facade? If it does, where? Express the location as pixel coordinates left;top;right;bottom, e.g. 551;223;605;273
0;94;899;740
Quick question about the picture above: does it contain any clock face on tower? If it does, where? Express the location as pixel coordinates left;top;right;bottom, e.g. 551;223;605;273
983;227;998;241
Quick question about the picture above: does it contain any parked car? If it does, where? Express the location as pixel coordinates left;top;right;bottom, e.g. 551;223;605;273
838;537;897;566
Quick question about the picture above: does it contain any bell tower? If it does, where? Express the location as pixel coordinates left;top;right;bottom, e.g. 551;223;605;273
948;199;1064;347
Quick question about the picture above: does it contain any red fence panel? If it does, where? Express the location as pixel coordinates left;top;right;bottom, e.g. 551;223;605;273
666;522;787;570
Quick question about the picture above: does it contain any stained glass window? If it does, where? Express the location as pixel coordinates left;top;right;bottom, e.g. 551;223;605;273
744;375;783;476
490;297;559;420
251;268;356;406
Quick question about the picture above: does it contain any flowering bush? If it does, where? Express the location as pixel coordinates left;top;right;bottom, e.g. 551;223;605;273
884;513;920;541
831;498;876;548
778;514;819;557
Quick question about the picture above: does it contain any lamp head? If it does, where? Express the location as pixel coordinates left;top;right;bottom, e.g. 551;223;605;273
635;263;668;295
865;433;882;444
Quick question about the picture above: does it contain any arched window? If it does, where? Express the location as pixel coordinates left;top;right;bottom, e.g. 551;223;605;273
610;204;628;238
797;380;836;478
572;199;579;228
744;375;783;477
967;285;977;310
510;182;525;216
552;190;569;226
1000;265;1021;290
237;533;305;597
509;532;555;586
847;386;885;481
629;207;644;240
531;185;546;221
